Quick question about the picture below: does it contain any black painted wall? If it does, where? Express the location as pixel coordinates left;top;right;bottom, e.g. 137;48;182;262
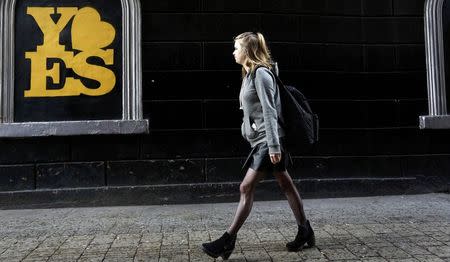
1;0;450;201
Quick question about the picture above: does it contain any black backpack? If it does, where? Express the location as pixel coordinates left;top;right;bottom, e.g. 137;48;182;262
253;66;319;149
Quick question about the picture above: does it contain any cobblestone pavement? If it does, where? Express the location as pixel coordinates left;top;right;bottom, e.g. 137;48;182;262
0;193;449;261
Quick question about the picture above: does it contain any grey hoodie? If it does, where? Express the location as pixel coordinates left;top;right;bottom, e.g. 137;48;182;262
239;66;285;154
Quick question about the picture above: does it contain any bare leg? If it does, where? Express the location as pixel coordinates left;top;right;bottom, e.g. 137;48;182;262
273;170;306;225
227;168;265;235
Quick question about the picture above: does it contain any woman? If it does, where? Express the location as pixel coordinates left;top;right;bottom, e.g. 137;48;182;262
201;32;315;260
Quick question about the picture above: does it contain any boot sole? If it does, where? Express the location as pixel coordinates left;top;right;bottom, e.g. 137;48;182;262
201;245;233;260
201;245;219;259
286;235;316;252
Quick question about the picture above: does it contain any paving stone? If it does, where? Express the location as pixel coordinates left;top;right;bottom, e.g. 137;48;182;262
376;246;413;259
336;234;365;244
161;232;188;246
137;241;161;251
48;254;81;261
298;258;328;262
220;252;247;261
158;250;189;262
134;255;159;262
26;247;57;256
90;234;116;245
409;236;445;247
267;250;301;261
237;242;266;251
256;229;286;242
345;243;380;258
77;256;105;262
40;237;67;248
427;245;450;257
0;194;449;262
22;258;51;262
141;232;163;243
361;258;388;262
262;241;286;252
390;225;425;237
414;255;446;261
59;236;92;249
8;238;41;251
345;224;379;238
243;250;272;261
3;258;23;262
365;224;396;234
365;241;397;250
314;229;334;238
385;259;420;262
105;246;137;257
413;223;445;232
103;257;134;262
52;248;85;256
315;238;342;249
111;234;141;248
438;226;450;235
297;247;327;259
431;232;450;242
0;248;28;258
81;252;108;259
321;247;358;260
394;242;432;255
187;251;215;262
322;224;351;235
188;230;209;243
278;227;297;239
84;244;110;253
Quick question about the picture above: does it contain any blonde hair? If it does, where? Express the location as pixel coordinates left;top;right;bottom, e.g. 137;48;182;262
234;32;273;78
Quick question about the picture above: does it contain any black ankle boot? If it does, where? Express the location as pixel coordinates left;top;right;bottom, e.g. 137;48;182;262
201;232;236;260
286;220;315;252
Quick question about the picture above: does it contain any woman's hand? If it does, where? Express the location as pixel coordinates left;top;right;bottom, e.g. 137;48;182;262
270;153;282;164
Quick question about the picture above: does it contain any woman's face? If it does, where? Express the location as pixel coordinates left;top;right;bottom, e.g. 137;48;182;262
233;40;246;65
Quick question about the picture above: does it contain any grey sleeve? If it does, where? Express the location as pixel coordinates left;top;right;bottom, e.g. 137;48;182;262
254;68;281;154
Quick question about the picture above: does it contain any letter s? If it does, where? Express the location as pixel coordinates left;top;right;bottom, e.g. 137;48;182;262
71;49;115;96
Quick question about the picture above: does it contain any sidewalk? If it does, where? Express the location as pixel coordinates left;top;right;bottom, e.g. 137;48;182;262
0;193;449;262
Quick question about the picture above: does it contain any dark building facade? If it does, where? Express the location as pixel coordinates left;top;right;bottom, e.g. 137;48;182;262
1;0;449;208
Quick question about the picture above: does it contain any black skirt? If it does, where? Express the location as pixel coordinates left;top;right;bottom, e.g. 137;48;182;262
242;138;292;173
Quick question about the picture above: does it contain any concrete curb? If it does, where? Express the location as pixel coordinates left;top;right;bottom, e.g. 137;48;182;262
0;176;447;209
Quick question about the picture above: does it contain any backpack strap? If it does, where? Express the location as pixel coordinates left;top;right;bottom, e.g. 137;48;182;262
251;64;287;96
250;64;278;80
250;65;266;79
